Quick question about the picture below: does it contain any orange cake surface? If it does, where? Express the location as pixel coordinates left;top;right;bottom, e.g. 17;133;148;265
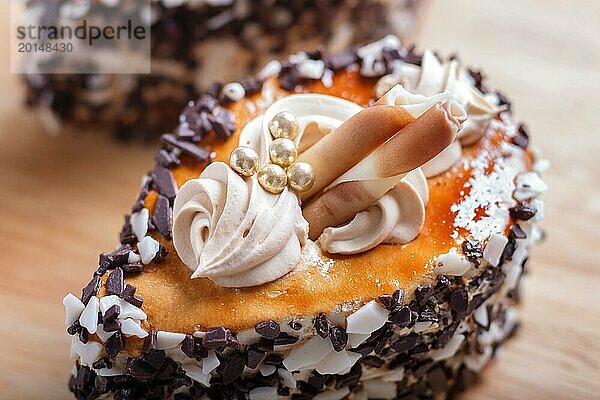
121;71;526;333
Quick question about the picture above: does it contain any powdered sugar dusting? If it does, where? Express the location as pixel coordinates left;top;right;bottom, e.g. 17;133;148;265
451;116;525;242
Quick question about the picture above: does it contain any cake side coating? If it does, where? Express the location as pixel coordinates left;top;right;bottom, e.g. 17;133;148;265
63;37;547;399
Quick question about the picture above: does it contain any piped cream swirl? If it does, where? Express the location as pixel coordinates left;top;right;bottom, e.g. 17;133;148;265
318;169;429;254
173;162;308;287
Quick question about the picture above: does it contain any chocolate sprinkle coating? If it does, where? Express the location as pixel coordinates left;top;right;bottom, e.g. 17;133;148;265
255;320;281;339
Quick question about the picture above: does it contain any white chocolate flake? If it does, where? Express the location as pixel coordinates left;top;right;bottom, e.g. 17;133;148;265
63;293;85;326
346;300;388;335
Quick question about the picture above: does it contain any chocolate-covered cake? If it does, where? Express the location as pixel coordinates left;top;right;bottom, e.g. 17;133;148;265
63;36;547;399
23;0;424;140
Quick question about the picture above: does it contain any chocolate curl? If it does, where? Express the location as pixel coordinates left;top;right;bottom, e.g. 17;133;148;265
297;105;415;200
303;100;466;240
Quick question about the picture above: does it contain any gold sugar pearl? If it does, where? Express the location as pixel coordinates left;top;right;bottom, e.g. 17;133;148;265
268;111;299;140
257;164;288;194
229;146;260;177
286;162;315;193
269;138;297;168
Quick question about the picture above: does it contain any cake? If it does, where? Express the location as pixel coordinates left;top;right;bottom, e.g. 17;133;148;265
63;36;547;399
22;0;424;140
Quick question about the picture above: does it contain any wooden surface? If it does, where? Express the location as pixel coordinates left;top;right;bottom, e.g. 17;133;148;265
1;1;599;399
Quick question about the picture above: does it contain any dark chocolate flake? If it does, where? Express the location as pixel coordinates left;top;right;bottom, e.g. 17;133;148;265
202;327;230;349
329;326;347;352
106;267;124;296
220;351;245;385
181;335;195;358
390;305;416;327
143;330;158;352
512;123;530;149
152;245;168;264
121;284;143;308
391;333;417;353
102;318;122;332
273;332;299;346
314;313;330;338
509;202;537;221
208;106;236;140
125;357;156;381
106;332;125;358
151;165;178;201
161;134;211;162
415;284;433;306
152;194;172;239
462;239;483;265
104;304;120;322
255;320;280;339
121;262;144;274
509;224;527;240
245;345;267;369
449;287;469;317
155;149;181;168
81;275;101;305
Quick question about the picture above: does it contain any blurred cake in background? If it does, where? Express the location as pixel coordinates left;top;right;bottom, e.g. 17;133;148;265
22;0;426;140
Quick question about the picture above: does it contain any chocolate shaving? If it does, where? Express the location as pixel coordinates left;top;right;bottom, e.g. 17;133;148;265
512;123;530;149
81;275;101;305
161;133;211;162
509;202;537;221
106;332;125;358
254;320;280;339
103;318;122;332
106;267;124;296
314;313;330;338
151;165;178;201
155;149;181;168
461;239;483;265
329;326;347;352
151;194;172;239
104;304;120;322
121;262;144;274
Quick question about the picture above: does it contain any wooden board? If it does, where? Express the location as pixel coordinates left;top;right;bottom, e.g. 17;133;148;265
0;0;599;398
